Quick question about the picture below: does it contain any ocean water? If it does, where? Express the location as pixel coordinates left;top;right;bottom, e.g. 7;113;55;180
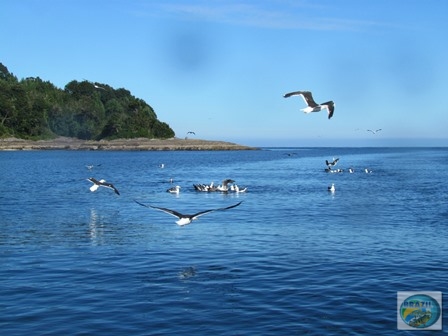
0;147;447;335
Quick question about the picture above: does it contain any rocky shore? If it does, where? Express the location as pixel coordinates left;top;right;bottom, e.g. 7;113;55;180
0;137;257;151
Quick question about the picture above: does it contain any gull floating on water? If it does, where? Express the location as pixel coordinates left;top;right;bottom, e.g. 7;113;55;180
87;177;120;195
193;181;214;192
328;183;335;192
134;200;242;226
283;90;335;119
325;168;343;173
216;178;235;192
86;164;101;170
230;184;248;193
167;185;181;194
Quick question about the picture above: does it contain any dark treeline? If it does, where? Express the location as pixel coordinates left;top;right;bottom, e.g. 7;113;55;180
0;63;175;140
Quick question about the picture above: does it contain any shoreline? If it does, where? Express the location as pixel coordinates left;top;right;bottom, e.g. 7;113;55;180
0;137;257;151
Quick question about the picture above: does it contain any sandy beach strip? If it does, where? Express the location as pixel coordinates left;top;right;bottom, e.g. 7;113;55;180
0;137;257;151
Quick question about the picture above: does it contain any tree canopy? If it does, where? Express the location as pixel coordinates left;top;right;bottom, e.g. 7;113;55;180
0;63;175;140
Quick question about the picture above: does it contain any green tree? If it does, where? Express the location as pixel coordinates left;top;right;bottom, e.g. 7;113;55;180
0;63;176;140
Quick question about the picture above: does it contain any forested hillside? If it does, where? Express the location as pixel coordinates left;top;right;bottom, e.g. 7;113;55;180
0;63;175;140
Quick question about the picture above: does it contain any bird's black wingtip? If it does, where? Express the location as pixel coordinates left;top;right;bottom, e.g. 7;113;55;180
134;199;147;207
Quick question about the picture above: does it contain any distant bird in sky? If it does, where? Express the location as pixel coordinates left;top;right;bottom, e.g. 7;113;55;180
93;84;106;90
283;90;335;119
185;131;196;140
134;200;242;226
83;79;106;90
367;129;382;134
87;177;120;195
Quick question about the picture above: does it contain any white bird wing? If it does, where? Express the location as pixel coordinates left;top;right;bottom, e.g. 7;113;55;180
94;84;106;90
90;184;99;192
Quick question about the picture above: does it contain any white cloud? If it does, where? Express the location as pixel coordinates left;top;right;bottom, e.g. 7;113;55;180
153;1;386;31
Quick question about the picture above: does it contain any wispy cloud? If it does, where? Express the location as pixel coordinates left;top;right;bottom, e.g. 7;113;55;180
151;1;387;32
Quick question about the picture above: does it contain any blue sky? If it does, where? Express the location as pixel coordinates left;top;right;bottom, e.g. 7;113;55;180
1;0;447;146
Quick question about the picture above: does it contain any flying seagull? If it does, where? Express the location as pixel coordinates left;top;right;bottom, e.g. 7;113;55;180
325;157;340;168
83;79;106;90
87;177;120;195
185;131;196;140
134;200;242;226
367;129;382;134
94;84;106;90
283;90;335;119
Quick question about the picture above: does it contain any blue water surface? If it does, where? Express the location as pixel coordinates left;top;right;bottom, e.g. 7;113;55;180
0;147;447;335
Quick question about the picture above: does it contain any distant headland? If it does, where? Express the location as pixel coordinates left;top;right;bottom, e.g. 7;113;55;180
0;136;257;151
0;63;257;151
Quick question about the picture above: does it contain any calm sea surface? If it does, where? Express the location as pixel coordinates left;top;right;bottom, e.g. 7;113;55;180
1;147;447;335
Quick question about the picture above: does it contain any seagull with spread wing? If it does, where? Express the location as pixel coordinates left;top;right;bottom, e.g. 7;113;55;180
283;90;335;119
87;177;120;195
325;157;340;168
134;200;242;226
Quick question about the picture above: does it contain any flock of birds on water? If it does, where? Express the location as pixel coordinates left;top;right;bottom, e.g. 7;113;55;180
323;157;374;192
85;89;380;226
86;174;245;226
86;154;374;225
